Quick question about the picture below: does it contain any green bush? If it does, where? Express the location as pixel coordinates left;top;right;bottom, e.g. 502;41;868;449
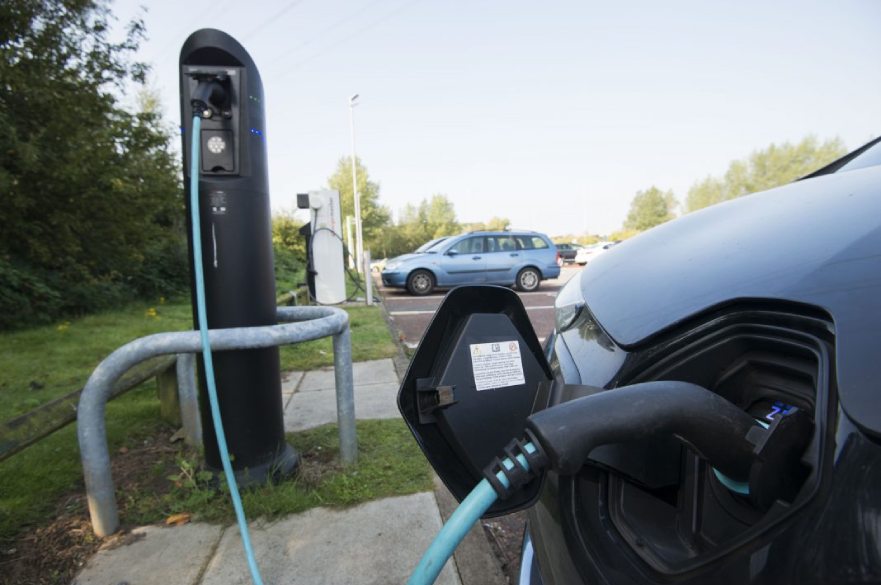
128;237;191;299
0;238;189;330
0;259;63;327
272;213;307;293
0;1;187;330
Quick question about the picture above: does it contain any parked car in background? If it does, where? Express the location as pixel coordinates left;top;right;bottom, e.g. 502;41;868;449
371;237;449;272
554;243;583;263
381;230;561;295
573;240;620;265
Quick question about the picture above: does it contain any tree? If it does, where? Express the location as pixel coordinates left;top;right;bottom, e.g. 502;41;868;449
0;0;184;328
327;156;391;254
402;194;458;239
425;194;459;238
607;228;641;242
623;187;677;231
462;217;511;232
553;234;600;246
685;136;847;212
379;194;460;258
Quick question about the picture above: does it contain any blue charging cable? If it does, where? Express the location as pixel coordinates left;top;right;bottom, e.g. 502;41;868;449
408;442;538;585
189;115;266;585
192;112;535;585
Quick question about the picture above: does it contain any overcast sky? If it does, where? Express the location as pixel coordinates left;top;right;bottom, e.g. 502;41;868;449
113;0;881;236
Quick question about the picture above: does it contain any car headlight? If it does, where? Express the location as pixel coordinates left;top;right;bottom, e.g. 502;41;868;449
384;261;400;271
554;274;586;332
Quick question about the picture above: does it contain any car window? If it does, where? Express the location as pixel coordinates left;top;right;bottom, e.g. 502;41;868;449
514;236;532;250
448;236;484;254
488;236;517;252
838;140;881;173
516;236;549;250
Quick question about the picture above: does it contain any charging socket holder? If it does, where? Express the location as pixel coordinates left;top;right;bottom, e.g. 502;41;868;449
184;67;240;174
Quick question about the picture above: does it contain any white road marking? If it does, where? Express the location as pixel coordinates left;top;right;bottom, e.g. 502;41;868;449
405;337;546;349
384;290;557;300
390;305;554;316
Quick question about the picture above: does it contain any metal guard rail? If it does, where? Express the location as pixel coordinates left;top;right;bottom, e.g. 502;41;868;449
77;306;355;537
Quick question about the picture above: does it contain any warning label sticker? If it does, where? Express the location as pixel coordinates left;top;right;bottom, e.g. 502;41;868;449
469;340;526;391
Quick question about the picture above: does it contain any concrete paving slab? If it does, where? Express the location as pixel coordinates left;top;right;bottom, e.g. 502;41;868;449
298;359;397;392
281;371;304;395
284;382;399;432
73;523;223;585
353;358;399;386
200;493;460;585
297;368;335;392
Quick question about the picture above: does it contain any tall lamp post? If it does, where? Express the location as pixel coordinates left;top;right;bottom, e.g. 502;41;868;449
349;93;364;273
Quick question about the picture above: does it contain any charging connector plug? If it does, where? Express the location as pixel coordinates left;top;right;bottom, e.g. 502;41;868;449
524;381;813;509
190;73;230;119
747;407;811;509
482;430;548;499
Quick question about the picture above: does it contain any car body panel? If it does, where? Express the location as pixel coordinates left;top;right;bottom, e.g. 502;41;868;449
527;330;881;584
439;256;488;286
578;164;881;436
521;142;881;584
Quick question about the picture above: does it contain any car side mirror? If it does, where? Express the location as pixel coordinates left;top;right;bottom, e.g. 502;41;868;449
398;285;552;515
445;249;457;256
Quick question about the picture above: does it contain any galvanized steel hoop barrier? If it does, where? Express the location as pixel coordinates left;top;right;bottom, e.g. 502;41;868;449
77;306;355;537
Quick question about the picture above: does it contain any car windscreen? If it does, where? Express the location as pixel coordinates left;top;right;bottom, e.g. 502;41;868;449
415;237;447;253
837;139;881;173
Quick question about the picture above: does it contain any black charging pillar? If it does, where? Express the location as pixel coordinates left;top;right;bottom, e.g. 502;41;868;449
179;29;298;482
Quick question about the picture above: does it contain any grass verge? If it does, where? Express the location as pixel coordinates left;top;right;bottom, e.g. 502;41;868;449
0;296;398;545
1;419;431;585
1;299;394;418
121;419;431;525
0;300;191;418
278;304;397;371
0;385;165;543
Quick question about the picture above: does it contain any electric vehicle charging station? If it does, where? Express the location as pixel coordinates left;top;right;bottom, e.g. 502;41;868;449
297;190;347;304
179;29;297;482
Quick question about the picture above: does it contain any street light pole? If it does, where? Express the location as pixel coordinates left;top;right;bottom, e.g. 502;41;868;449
349;93;364;274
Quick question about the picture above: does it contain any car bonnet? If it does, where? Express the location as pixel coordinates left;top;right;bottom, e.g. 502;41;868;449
579;165;881;437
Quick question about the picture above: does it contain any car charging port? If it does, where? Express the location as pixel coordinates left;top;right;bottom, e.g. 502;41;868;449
524;381;813;510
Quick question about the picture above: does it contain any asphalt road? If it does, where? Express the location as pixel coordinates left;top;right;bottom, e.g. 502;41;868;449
375;265;581;349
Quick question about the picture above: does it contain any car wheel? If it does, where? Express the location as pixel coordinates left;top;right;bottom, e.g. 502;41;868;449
516;267;541;292
407;269;435;296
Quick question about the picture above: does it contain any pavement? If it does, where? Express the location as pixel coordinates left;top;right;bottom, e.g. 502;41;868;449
73;358;507;585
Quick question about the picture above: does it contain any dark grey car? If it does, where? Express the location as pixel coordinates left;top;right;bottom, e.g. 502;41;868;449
399;137;881;585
